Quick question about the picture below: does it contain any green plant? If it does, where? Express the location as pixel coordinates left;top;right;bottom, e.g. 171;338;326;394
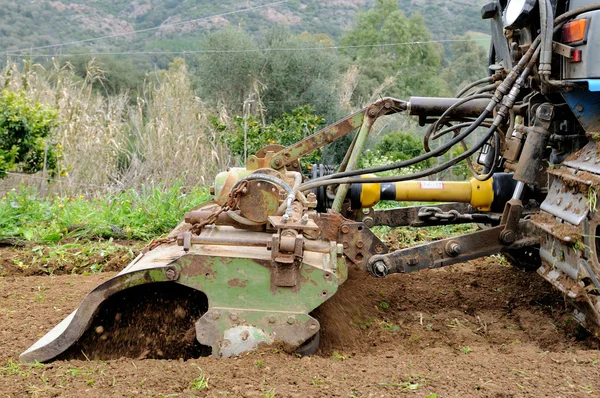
190;367;209;391
460;346;473;354
0;184;210;243
255;359;265;369
215;106;325;167
261;388;276;398
331;351;349;361
380;321;400;332
0;90;59;178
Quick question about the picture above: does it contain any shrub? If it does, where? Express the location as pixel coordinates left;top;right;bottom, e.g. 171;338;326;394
0;90;59;178
216;106;326;167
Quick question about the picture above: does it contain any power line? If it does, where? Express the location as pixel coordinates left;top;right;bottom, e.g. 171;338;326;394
6;38;490;58
2;0;290;56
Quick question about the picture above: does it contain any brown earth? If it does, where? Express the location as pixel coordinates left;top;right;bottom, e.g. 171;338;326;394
1;251;600;397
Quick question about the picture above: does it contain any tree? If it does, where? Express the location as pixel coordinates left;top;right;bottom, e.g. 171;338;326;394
443;35;489;95
0;90;59;178
194;27;262;115
261;28;342;122
340;0;449;102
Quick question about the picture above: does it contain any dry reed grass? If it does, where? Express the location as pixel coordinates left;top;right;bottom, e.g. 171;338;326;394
0;58;229;196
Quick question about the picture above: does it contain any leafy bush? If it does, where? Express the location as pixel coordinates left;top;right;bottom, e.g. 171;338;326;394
0;90;59;178
215;106;326;167
360;131;431;175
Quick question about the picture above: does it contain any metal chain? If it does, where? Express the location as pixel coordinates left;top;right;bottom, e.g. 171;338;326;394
146;181;249;252
189;180;248;235
418;207;462;222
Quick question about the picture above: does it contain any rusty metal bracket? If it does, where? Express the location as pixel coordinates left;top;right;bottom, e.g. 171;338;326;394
268;97;407;170
368;221;538;276
269;230;304;287
339;222;388;270
499;199;524;244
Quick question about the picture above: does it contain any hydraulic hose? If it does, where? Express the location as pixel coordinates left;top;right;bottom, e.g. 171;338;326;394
300;122;499;190
301;44;541;191
455;77;493;98
309;106;490;184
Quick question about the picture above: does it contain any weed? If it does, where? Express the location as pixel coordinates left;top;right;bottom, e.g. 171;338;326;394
255;359;265;369
0;184;210;244
0;359;23;376
190;367;209;391
261;388;276;398
311;376;325;386
331;351;348;361
378;374;425;391
460;346;473;354
379;301;390;310
425;394;438;398
380;321;400;332
86;378;95;386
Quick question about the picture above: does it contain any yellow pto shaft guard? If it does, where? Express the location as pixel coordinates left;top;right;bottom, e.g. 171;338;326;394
350;173;517;212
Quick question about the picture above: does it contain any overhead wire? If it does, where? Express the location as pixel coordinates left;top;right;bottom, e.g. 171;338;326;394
1;0;291;56
4;38;492;58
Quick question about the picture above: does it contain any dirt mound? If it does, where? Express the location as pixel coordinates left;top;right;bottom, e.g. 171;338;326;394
314;257;598;357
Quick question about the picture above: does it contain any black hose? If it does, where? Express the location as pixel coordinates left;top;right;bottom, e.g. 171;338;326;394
455;77;493;98
308;108;490;185
300;123;499;190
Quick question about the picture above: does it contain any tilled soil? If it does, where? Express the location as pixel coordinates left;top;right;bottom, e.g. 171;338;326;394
1;252;600;397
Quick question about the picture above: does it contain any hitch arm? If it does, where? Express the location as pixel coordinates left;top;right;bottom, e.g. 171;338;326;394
267;97;407;170
367;221;538;277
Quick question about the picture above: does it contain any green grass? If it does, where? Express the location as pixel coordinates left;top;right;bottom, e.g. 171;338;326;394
0;183;210;243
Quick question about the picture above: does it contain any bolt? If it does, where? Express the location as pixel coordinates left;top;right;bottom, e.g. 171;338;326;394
282;214;290;223
356;240;364;248
368;108;377;117
212;312;220;320
375;244;384;253
309;323;317;330
445;241;462;257
342;242;349;249
268;315;276;323
287;317;295;325
165;268;177;281
371;260;389;278
274;158;282;166
576;105;584;112
341;225;350;234
363;217;374;228
230;313;239;321
407;257;419;266
500;230;516;244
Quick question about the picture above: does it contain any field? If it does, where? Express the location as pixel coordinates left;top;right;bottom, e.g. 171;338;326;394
2;241;600;397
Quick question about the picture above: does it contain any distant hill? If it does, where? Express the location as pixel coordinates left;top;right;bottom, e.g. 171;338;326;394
0;0;490;55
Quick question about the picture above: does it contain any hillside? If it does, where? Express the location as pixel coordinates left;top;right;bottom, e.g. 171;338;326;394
2;0;489;55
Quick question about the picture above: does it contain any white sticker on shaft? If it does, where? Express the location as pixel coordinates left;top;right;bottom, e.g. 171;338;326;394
420;181;444;190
